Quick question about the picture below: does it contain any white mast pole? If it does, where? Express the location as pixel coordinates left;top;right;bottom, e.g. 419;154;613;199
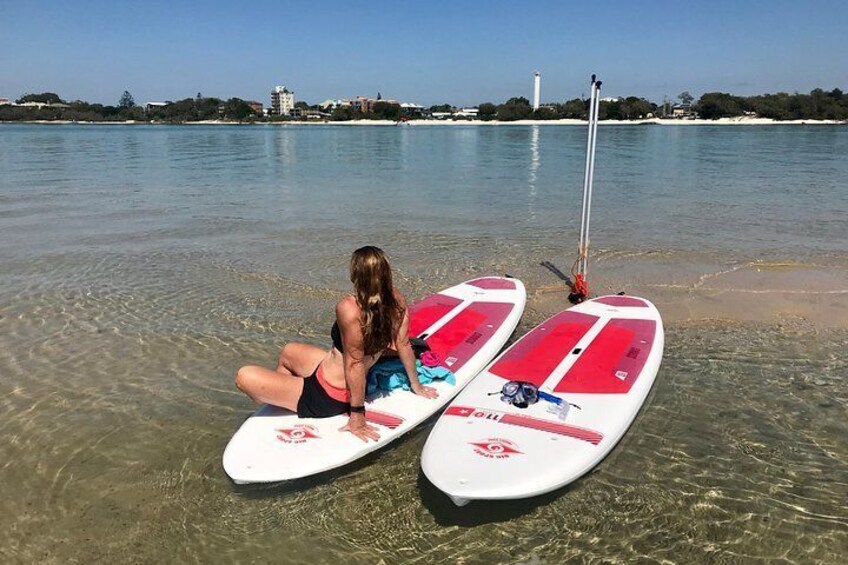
581;78;602;279
577;77;594;275
577;75;599;279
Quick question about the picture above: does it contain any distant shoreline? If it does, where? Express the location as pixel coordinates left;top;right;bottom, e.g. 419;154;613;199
2;117;845;126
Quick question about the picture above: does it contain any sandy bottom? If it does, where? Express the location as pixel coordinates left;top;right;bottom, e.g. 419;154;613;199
1;247;846;564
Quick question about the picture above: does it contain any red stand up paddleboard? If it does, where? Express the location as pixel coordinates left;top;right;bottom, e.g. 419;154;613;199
421;295;664;506
224;277;525;484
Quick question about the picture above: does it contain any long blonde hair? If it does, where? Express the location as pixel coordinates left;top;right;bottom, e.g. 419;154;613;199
349;246;404;356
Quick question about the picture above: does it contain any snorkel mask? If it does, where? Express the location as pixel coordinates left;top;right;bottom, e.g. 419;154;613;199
493;380;581;420
500;380;539;408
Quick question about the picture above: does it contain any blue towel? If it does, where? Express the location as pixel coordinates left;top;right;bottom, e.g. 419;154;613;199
366;359;456;395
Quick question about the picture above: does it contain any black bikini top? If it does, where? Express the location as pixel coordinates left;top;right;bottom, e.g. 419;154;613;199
331;321;344;353
332;320;429;357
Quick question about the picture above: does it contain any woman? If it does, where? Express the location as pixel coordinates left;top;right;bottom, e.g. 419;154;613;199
235;246;437;442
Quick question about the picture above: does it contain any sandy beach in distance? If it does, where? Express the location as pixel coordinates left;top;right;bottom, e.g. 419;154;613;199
397;117;847;126
6;117;846;126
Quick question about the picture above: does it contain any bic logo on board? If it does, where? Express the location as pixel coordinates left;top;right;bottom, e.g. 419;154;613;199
276;425;320;444
470;438;522;459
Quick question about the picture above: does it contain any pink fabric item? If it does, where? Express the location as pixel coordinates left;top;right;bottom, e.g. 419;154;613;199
420;350;442;368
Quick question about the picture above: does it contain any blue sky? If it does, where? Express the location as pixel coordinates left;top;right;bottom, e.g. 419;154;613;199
1;0;846;106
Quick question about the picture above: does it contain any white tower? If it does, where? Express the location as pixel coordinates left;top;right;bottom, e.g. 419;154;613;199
533;72;541;111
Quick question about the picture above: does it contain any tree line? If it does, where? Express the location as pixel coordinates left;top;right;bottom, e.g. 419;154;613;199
467;96;657;121
0;91;261;123
695;89;847;120
1;88;846;122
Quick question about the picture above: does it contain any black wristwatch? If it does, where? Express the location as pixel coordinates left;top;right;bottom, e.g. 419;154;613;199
349;405;366;414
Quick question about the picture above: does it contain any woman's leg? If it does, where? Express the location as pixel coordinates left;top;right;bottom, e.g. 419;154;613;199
276;342;327;376
236;342;328;411
235;365;304;411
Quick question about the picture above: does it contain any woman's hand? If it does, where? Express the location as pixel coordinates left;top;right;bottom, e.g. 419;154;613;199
412;384;438;399
340;412;380;442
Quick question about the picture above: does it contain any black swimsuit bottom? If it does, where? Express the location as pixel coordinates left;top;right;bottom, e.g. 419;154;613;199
296;363;350;418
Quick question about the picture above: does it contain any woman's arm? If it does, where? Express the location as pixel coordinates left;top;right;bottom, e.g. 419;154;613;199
336;299;380;442
396;304;438;399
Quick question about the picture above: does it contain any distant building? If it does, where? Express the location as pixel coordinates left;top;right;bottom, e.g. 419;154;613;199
600;96;622;103
319;99;343;110
400;102;424;116
271;86;295;116
348;96;376;113
247;101;263;115
672;104;695;118
0;98;9;106
305;110;327;120
345;96;399;113
145;102;168;113
455;107;479;118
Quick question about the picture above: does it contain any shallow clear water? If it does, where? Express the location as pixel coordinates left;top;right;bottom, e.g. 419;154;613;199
1;124;846;563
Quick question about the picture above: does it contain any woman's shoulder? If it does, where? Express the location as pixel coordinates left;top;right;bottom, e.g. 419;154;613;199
336;295;359;319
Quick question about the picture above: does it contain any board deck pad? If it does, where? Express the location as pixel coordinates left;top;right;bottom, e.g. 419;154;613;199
421;295;664;506
489;311;598;386
223;277;526;484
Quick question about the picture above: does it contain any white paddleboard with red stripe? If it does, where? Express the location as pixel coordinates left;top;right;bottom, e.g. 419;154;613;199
421;295;664;506
223;277;525;484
